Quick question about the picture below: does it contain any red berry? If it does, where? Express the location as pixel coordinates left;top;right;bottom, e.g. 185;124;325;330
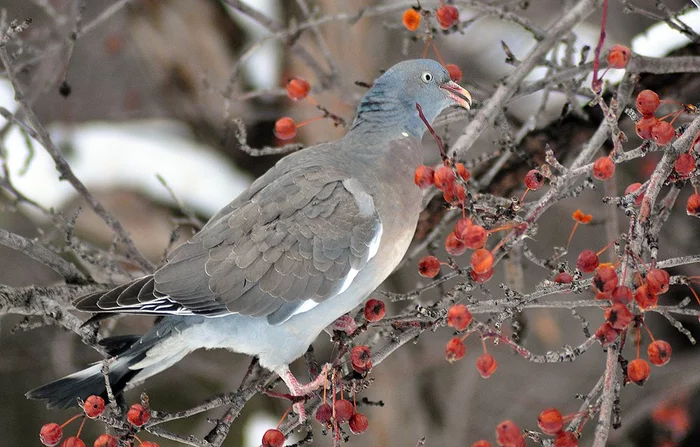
140;443;159;447
538;408;564;435
634;284;658;309
592;265;618;293
554;431;578;447
688;193;700;216
285;77;310;101
674;153;696;176
455;162;470;181
262;428;285;447
471;441;492;447
364;298;386;322
454;217;473;240
471;267;494;283
447;304;472;331
651;120;675;145
402;8;421;31
524;169;545;190
418;255;441;278
61;437;86;447
647;340;672;366
607;44;631;69
445;232;467;256
576;249;599;273
315;403;332;424
471;249;494;275
350;345;372;373
414;165;435;188
83;394;105;419
445;337;466;362
40;423;63;447
627;358;651;385
434;165;456;191
93;435;118;447
495;420;521;447
605;302;633;330
611;286;632;304
443;183;466;205
593;156;615;180
274;117;297;140
624;182;644;206
646;268;670;295
462;224;487;249
554;272;574;284
635;90;660;116
635;116;658;140
349;413;369;434
446;64;463;83
334;399;354;423
436;4;459;29
476;353;497;378
595;322;620;346
126;403;150;427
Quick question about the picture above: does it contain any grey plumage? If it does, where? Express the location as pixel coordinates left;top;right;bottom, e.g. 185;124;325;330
27;59;472;409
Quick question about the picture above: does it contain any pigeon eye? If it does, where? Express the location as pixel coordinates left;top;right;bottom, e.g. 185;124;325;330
421;72;433;83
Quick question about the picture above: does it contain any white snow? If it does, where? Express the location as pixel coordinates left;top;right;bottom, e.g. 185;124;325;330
632;8;700;57
0;80;251;217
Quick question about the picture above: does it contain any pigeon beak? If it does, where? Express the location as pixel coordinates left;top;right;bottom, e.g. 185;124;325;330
441;81;472;110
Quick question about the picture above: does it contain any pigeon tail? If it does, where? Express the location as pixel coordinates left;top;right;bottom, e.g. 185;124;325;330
27;335;152;409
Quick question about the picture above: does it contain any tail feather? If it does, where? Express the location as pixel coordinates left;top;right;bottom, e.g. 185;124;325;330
27;317;195;409
25;355;142;409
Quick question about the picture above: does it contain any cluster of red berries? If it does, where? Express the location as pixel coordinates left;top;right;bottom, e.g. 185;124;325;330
40;396;157;447
313;399;369;435
633;89;677;145
415;161;498;283
585;263;674;384
444;304;498;376
402;3;459;32
415;161;470;206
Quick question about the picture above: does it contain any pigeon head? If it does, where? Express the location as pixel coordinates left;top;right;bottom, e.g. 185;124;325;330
350;59;471;138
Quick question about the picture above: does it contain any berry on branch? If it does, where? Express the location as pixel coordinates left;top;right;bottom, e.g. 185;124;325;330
627;358;651;385
334;399;354;423
364;298;386;322
402;8;421;31
40;423;63;447
418;255;441;278
592;156;615;180
447;304;472;331
436;4;459;29
647;340;672;366
607;44;631;68
635;90;659;116
445;337;466;362
349;413;369;434
127;403;151;427
262;429;285;447
285;77;310;101
274;117;297;140
414;165;435;188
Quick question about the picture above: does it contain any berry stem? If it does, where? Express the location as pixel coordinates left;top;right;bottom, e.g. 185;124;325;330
60;413;83;429
277;407;292;428
416;102;447;161
591;0;608;91
74;415;86;439
640;319;656;342
567;222;580;248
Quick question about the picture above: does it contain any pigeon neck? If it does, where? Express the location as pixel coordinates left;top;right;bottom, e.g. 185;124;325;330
348;88;427;140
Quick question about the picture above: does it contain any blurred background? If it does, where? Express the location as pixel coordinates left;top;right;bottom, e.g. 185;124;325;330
1;0;700;446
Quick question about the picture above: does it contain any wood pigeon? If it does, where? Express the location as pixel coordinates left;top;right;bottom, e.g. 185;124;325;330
27;59;472;415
